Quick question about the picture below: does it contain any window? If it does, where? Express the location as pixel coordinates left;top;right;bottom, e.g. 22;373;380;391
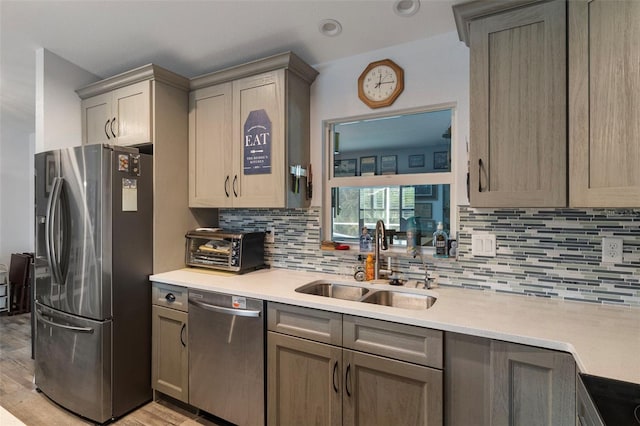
323;105;456;251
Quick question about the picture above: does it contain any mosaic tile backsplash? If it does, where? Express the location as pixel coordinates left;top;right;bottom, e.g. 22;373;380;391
219;206;640;307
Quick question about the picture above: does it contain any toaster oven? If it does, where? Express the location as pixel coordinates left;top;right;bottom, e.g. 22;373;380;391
185;229;265;273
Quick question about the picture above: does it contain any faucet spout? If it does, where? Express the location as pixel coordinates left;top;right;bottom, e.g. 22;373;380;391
374;220;388;280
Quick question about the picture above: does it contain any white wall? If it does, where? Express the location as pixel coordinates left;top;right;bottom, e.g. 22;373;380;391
0;49;98;266
35;48;98;152
309;31;470;209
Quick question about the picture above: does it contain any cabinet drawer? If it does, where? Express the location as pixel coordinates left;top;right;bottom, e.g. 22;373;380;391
343;315;443;369
267;302;341;346
152;282;188;312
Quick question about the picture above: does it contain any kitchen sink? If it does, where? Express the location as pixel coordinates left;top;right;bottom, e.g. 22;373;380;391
361;290;437;310
295;281;370;301
295;281;437;310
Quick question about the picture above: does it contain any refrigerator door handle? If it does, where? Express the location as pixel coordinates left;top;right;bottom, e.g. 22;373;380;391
36;309;95;334
46;176;70;286
46;176;63;285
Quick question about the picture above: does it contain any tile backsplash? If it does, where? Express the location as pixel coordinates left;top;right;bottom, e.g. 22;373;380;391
220;206;640;307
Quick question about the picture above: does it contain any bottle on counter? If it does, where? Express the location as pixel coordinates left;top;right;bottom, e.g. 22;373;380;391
433;222;448;258
365;254;375;281
359;226;372;253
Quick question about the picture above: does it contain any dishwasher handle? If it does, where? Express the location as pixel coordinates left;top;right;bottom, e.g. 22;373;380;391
189;298;262;318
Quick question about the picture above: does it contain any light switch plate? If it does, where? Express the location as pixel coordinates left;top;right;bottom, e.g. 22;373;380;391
472;234;496;257
602;237;623;264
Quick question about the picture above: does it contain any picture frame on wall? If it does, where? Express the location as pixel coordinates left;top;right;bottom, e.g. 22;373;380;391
360;156;377;176
433;151;449;170
334;159;357;177
415;202;432;219
380;155;397;175
408;154;425;168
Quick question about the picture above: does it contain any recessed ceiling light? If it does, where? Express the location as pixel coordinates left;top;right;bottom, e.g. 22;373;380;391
394;0;420;17
319;19;342;37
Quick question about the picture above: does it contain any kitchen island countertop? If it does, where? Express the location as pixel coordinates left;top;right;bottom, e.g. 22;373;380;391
151;267;640;385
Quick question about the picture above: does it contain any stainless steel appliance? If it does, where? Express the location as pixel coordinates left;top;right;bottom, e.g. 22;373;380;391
185;229;265;273
188;289;265;425
33;144;153;423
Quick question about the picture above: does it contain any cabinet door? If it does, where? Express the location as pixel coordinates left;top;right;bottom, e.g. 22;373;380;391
491;341;575;426
343;349;443;426
189;83;233;207
233;70;286;207
569;0;640;207
81;92;112;145
267;332;342;426
469;0;566;207
113;80;152;146
152;305;188;403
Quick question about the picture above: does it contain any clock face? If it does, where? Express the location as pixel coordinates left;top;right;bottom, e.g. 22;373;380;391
362;65;398;102
358;59;404;108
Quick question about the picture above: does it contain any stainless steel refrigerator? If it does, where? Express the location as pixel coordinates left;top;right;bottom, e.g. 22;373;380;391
33;144;153;423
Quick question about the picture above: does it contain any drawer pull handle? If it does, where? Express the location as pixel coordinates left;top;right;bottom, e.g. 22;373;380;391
165;293;176;302
345;364;352;397
232;175;238;197
332;361;339;393
478;158;483;192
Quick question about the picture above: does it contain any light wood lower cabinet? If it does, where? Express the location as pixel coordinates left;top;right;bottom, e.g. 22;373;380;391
151;305;188;403
343;349;442;426
268;332;342;426
445;333;575;426
267;303;443;425
151;282;189;403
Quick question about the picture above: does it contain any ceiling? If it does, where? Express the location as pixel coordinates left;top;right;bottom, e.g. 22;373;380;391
1;0;461;134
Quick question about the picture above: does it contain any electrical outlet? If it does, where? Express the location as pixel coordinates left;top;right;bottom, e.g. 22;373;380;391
265;227;275;243
601;237;623;264
471;234;496;257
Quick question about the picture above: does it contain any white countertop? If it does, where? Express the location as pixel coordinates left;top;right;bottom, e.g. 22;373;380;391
151;267;640;385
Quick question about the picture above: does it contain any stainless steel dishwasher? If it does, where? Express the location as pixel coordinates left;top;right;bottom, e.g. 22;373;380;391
188;289;265;426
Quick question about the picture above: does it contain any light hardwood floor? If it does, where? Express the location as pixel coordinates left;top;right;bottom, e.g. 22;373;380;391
0;313;221;426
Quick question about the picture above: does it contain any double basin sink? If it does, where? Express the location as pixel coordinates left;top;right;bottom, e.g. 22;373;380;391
295;280;437;310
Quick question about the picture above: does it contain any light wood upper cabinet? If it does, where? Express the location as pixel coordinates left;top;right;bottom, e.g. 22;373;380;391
189;83;233;206
188;52;318;208
460;0;566;207
569;0;640;207
81;80;151;146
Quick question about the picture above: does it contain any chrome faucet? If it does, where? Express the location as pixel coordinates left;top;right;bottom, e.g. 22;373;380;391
374;220;389;280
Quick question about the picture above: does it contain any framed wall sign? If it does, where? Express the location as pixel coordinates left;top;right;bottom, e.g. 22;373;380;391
433;151;449;170
408;154;425;168
334;159;357;177
360;156;377;176
380;155;397;175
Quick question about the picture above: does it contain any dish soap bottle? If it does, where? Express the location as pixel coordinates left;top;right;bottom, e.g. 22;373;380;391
433;222;448;258
365;254;375;281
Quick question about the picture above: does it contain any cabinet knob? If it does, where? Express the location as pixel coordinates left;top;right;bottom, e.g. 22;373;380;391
165;293;176;302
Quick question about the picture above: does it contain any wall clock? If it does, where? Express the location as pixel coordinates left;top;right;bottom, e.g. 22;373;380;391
358;59;404;108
